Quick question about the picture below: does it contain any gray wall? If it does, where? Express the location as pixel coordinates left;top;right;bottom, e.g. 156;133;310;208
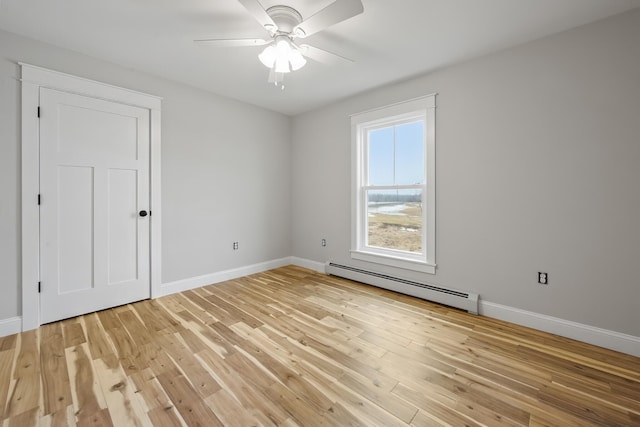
291;9;640;336
0;30;291;320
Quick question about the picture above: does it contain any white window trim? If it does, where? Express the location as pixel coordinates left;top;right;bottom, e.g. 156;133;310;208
350;94;437;274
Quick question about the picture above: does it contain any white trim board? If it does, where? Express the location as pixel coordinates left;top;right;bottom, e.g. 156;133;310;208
160;257;293;296
20;63;162;107
0;317;22;338
289;257;326;273
160;257;325;297
480;301;640;357
20;64;162;331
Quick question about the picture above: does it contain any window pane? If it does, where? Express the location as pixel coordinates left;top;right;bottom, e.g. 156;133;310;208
367;189;423;254
395;121;424;185
368;127;394;185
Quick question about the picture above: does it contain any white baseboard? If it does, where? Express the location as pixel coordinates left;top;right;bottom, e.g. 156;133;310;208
0;316;22;338
479;301;640;357
289;257;326;273
159;257;293;297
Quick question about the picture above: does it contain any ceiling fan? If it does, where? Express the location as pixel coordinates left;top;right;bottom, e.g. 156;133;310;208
195;0;364;89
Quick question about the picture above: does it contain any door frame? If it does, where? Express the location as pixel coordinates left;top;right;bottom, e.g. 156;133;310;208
20;63;162;331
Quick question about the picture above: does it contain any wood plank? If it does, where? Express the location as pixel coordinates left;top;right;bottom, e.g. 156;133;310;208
4;373;41;418
154;333;222;399
6;407;39;427
82;315;116;363
196;348;293;426
38;404;76;427
76;408;114;427
129;369;173;413
0;349;16;419
296;364;409;427
160;294;217;327
92;355;151;427
12;330;39;379
338;372;418;423
203;388;263;427
155;367;224;427
101;327;136;361
146;406;185;427
410;409;448;427
537;382;635;426
65;343;106;422
130;300;180;335
116;310;152;347
40;323;72;416
62;322;86;348
0;334;17;352
202;292;263;329
393;381;520;427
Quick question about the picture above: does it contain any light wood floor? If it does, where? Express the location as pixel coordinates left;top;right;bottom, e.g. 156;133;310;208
0;266;638;426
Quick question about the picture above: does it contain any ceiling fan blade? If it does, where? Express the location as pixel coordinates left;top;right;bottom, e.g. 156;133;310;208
237;0;276;30
293;0;363;38
298;44;354;64
194;38;271;47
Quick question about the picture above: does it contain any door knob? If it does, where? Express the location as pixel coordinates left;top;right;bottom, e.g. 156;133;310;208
139;210;148;217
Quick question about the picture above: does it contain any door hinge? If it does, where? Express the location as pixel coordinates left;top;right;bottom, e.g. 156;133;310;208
37;106;40;118
37;194;41;205
38;282;41;293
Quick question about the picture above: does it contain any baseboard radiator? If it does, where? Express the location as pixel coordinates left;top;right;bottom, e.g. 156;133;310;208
325;262;479;315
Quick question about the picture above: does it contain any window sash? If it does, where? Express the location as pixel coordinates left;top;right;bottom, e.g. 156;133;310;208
362;116;426;188
363;186;426;257
351;94;436;274
360;118;427;258
362;184;424;191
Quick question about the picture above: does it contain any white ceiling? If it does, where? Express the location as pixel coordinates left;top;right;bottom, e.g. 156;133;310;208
1;0;639;115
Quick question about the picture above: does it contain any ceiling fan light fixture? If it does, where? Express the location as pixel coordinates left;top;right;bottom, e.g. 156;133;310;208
275;37;292;55
275;55;291;73
259;35;305;77
258;45;276;68
289;48;307;71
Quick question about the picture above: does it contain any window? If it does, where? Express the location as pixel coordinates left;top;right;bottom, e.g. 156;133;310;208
351;94;436;273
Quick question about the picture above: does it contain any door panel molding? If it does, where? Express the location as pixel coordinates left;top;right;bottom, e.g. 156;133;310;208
21;63;162;330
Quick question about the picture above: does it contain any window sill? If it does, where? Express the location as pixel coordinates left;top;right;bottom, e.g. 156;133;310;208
350;250;436;274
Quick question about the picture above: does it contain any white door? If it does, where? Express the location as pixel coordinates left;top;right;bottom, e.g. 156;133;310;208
39;88;151;323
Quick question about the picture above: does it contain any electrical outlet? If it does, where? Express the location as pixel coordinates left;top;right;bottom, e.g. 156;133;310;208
233;242;239;250
321;238;327;247
538;272;548;285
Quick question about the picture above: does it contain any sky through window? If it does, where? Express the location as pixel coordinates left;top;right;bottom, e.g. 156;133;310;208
368;121;424;186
